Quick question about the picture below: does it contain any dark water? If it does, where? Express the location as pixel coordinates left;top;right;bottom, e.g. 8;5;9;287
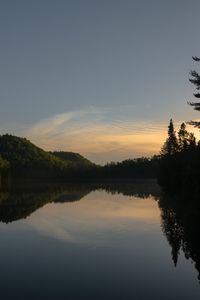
0;181;199;300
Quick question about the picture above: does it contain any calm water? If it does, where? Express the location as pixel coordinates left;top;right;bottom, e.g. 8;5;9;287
0;181;199;300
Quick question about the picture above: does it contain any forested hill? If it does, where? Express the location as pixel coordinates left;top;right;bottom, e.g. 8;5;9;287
52;151;92;166
0;134;160;182
0;134;94;178
0;157;10;173
0;134;66;168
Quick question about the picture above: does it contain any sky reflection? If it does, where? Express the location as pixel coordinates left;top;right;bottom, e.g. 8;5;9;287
28;190;160;245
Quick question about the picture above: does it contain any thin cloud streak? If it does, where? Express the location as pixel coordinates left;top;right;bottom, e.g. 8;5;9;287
24;108;200;164
28;108;102;138
25;108;169;164
29;112;75;137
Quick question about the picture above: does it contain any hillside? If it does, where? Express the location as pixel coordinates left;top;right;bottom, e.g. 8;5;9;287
0;134;67;169
0;157;10;172
0;134;94;178
52;151;93;166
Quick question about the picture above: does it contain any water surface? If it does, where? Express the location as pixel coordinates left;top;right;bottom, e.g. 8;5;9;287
0;182;199;300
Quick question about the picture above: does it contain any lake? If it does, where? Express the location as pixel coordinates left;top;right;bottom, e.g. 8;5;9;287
0;181;199;300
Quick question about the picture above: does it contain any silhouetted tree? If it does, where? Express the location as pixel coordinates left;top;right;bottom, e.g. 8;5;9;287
161;119;178;156
187;132;196;150
188;56;200;127
177;122;196;151
178;122;189;151
158;57;200;191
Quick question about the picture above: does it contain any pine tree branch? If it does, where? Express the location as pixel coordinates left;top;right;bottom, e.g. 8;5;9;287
193;93;200;98
187;120;200;128
192;56;200;61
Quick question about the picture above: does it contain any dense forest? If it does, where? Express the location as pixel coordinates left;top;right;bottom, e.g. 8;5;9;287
0;134;161;184
158;57;200;195
100;156;160;179
158;119;199;192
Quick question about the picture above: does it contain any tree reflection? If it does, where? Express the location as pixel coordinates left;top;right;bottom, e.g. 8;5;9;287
0;180;161;223
159;194;200;281
0;185;91;223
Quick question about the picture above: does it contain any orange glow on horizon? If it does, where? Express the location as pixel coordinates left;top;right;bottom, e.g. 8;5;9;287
26;113;200;164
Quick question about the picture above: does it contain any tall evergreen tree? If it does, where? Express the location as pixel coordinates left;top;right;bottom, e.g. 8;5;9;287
188;132;196;150
188;56;200;127
178;122;189;151
161;119;178;156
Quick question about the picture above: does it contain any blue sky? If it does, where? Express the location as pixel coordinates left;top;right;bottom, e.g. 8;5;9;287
1;0;200;163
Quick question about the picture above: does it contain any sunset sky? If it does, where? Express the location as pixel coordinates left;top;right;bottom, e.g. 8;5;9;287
1;0;200;163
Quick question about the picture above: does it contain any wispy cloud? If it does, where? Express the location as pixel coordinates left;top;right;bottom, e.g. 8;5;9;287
27;108;102;138
24;108;167;163
29;112;75;137
24;106;200;164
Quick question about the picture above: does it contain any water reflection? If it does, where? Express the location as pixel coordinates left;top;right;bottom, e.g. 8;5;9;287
0;180;161;223
159;193;200;282
0;184;91;223
28;190;160;247
0;181;200;299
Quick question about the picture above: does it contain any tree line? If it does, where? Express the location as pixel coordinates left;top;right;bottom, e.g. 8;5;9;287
158;57;200;194
0;134;160;184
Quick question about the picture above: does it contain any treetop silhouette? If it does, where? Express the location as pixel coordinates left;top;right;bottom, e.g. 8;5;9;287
188;56;200;127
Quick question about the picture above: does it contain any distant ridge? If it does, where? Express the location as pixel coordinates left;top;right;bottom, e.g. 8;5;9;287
0;134;159;182
0;134;94;178
52;151;93;166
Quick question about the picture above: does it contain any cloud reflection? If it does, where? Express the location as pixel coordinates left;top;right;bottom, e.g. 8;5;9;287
28;191;160;246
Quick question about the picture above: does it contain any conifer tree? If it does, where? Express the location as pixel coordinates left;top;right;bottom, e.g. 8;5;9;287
178;122;189;151
161;119;178;156
188;56;200;127
188;132;196;150
177;123;196;151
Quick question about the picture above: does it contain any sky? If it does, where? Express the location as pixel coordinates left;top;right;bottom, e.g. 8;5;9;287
1;0;200;164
